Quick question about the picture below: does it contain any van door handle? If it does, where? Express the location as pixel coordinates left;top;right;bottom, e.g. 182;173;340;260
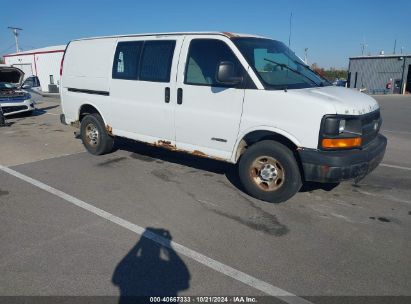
165;87;170;103
177;88;183;105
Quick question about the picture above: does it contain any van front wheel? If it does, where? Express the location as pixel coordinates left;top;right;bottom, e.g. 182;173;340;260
238;140;302;203
80;114;114;155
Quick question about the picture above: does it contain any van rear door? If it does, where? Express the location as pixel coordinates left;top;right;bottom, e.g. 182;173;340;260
109;36;184;144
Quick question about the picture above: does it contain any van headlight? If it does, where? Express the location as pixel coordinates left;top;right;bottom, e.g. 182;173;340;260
320;116;362;149
338;119;346;133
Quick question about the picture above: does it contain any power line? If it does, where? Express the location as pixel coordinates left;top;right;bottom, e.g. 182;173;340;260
0;43;17;55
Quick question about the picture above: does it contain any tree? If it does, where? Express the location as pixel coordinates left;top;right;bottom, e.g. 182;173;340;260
310;63;326;78
311;63;347;81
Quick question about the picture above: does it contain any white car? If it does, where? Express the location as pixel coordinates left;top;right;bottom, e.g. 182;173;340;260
0;65;35;116
60;32;386;203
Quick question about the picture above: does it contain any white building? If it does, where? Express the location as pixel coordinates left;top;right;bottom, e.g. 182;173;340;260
4;45;66;93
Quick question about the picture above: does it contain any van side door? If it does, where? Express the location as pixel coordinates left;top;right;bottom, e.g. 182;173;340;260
175;36;251;160
109;37;184;144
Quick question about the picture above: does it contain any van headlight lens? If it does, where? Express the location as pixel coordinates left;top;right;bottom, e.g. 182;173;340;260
320;116;362;149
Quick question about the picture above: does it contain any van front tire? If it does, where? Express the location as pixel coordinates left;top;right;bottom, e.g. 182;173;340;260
238;140;302;203
80;114;114;155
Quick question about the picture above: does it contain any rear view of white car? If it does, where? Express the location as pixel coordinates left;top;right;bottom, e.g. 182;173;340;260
60;32;387;203
0;65;35;117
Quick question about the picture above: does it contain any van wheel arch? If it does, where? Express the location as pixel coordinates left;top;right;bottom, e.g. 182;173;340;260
79;104;102;122
235;131;303;176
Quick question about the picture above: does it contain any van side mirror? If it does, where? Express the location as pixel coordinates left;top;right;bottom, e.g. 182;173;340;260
216;61;243;85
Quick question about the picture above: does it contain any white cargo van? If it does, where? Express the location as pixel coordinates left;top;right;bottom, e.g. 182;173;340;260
60;32;386;203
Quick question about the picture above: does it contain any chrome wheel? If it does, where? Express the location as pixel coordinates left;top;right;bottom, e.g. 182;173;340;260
85;123;99;147
249;156;285;191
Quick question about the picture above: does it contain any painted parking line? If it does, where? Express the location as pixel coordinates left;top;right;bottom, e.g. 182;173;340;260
44;112;60;116
0;165;312;304
380;163;411;171
9;151;86;167
382;129;411;135
355;188;411;205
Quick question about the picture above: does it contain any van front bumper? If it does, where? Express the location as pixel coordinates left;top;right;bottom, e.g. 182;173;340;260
298;134;387;183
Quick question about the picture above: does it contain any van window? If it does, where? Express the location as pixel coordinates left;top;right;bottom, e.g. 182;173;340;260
185;39;242;87
112;41;143;80
139;40;176;82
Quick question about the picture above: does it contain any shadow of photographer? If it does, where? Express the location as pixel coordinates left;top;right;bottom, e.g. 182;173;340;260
112;227;191;303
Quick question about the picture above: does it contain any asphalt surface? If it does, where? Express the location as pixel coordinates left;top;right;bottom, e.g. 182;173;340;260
0;93;410;302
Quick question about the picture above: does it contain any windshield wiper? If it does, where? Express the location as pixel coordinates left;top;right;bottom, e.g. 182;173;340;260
263;58;318;87
292;60;331;86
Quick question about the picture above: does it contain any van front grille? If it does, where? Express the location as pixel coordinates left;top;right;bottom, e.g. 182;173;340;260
361;109;381;146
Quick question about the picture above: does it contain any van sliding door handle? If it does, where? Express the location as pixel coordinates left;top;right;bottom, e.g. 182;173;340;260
165;87;170;103
177;88;183;105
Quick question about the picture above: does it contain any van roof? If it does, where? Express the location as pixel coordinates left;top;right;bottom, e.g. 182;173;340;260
72;32;267;42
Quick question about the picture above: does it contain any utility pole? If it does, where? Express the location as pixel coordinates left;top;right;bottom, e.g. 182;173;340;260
360;42;368;55
304;48;309;64
7;27;23;53
288;12;293;48
393;39;397;54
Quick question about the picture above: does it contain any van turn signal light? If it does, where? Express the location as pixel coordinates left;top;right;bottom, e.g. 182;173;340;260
322;137;362;149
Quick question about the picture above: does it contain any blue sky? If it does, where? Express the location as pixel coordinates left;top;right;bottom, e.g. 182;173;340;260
1;0;410;68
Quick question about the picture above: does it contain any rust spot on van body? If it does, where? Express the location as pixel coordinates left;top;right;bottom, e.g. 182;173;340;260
156;140;176;150
152;140;225;162
222;32;236;38
106;125;113;135
70;120;80;128
192;150;206;157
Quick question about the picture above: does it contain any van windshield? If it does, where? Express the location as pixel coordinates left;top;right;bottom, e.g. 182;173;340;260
232;37;330;90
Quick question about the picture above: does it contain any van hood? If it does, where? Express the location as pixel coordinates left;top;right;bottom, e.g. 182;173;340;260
0;66;25;86
302;86;379;115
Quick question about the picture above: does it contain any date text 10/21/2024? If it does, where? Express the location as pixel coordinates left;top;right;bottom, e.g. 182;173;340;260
149;296;258;303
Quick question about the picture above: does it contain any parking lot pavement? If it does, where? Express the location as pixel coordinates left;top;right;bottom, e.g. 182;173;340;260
0;96;84;167
0;94;410;301
375;95;411;168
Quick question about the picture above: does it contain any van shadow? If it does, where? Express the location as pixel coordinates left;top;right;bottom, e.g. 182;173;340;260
115;138;339;196
115;138;245;191
112;227;190;303
299;181;340;193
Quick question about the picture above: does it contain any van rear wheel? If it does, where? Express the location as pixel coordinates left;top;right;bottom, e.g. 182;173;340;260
80;114;114;155
238;140;302;203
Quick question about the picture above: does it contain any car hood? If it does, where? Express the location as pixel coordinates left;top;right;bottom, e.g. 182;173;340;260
301;86;379;115
0;66;25;86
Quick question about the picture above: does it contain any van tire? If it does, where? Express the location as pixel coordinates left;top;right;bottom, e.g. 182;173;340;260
238;140;302;203
80;114;114;155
